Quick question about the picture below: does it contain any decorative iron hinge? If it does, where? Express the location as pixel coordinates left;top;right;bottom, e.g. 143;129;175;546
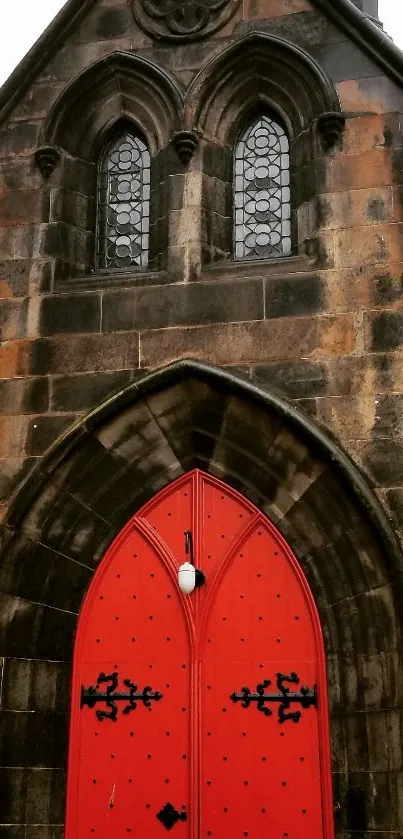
157;803;187;831
230;672;317;723
81;671;163;722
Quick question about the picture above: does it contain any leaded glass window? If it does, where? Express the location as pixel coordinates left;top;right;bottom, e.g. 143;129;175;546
97;131;150;271
234;116;291;260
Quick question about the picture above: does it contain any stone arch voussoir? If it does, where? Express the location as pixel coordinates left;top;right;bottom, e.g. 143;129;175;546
186;32;345;149
1;358;401;659
40;51;184;161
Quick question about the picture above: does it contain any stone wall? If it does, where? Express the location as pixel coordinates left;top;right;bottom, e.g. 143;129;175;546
1;1;403;833
0;3;401;525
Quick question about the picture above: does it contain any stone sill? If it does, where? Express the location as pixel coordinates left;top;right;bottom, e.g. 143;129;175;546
201;255;313;282
54;268;169;292
55;255;315;292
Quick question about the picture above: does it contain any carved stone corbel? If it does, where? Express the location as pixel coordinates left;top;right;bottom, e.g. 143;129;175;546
317;112;345;151
172;131;199;165
34;145;61;178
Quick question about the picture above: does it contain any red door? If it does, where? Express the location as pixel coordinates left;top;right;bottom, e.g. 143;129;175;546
66;470;333;839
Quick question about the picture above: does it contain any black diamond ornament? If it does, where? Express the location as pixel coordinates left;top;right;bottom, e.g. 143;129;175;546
157;803;187;830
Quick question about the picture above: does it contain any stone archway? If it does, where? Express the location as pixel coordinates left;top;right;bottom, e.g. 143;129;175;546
0;359;402;836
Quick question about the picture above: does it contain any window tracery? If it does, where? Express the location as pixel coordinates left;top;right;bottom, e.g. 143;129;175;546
97;131;150;271
234;115;291;260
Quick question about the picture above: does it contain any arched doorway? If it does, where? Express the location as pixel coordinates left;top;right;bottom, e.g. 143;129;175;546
66;469;333;839
2;360;402;837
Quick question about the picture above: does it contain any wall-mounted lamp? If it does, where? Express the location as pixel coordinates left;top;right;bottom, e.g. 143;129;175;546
178;531;206;595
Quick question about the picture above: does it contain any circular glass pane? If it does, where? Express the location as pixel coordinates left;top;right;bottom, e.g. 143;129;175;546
117;212;131;225
245;200;257;215
117;180;131;194
116;244;131;258
256;232;271;247
256;199;270;213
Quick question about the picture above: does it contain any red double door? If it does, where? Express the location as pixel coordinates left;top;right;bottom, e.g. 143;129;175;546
66;470;333;839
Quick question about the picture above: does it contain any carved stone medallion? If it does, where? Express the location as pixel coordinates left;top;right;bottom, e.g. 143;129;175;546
131;0;241;42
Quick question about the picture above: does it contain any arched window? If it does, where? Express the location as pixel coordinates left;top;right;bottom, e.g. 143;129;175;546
97;130;150;271
234;115;291;260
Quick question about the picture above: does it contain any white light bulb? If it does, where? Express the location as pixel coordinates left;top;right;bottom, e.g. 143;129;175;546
178;561;196;595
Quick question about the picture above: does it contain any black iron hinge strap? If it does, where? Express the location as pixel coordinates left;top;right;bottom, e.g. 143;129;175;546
230;672;317;723
81;671;163;722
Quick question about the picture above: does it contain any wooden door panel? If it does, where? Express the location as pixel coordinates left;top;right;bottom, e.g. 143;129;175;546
201;659;321;839
66;470;333;839
199;476;255;578
67;521;192;839
142;474;194;562
200;517;322;839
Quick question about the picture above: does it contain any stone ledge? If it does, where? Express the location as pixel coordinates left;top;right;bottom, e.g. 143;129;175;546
201;255;313;281
54;268;169;292
52;256;314;291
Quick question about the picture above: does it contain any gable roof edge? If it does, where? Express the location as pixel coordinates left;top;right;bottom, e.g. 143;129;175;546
0;0;403;128
0;0;97;125
317;0;403;88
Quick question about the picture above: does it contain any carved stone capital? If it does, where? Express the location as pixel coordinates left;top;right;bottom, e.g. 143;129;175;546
317;112;345;150
172;131;199;165
34;145;61;177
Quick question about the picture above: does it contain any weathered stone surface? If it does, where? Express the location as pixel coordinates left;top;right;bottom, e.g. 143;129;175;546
0;299;28;340
50;370;133;412
25;415;80;456
0;0;403;835
140;314;356;368
0;456;39;504
333;224;403;269
102;278;264;332
38;292;101;336
50;189;95;231
2;658;70;713
264;274;325;318
72;4;133;43
0;377;49;414
0;122;41;158
30;331;140;375
366;310;403;352
251;359;328;398
347;439;403;486
0;189;49;227
0;260;32;298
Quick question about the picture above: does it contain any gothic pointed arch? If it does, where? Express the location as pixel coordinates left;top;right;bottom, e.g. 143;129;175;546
96;125;151;271
187;33;344;148
190;33;345;264
35;53;184;278
3;359;401;613
65;469;334;839
40;51;184;161
234;112;292;260
1;359;402;837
